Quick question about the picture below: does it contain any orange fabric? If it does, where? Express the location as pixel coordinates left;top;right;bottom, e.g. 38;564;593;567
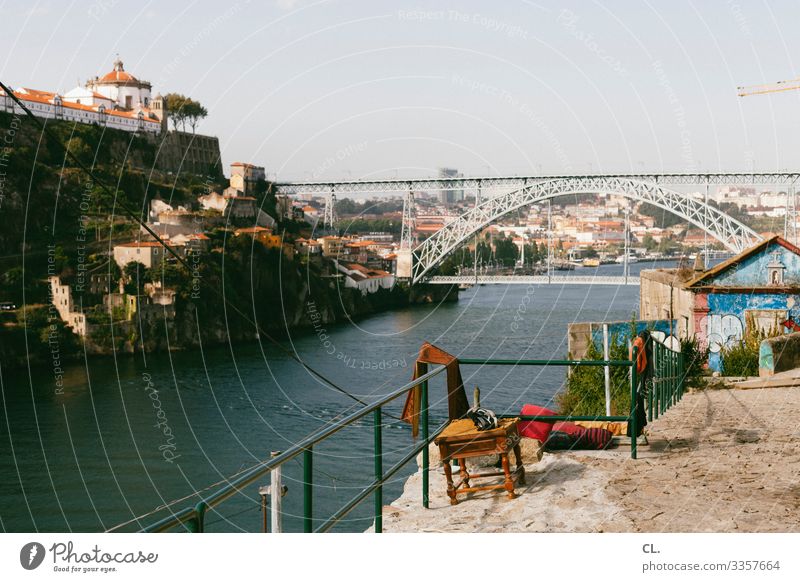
630;337;647;374
400;342;470;437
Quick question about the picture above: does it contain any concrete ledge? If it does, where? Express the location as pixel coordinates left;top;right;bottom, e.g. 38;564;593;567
759;332;800;377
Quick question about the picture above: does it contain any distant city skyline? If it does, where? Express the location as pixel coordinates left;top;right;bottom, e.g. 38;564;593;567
3;1;800;181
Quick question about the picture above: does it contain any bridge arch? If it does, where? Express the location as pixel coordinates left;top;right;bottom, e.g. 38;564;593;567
411;176;762;283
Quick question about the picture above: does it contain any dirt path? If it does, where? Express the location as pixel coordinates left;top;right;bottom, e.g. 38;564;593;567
381;387;800;532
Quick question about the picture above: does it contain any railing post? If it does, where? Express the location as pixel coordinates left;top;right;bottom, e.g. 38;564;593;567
648;343;654;422
374;407;383;533
270;450;282;533
630;346;638;460
421;379;430;509
673;351;677;404
303;446;313;533
664;347;669;413
653;342;659;420
191;501;207;533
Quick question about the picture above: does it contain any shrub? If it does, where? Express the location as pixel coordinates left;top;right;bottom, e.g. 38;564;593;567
720;328;771;377
558;334;631;416
680;336;709;388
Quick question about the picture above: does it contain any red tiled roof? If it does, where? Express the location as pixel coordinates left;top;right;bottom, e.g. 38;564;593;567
235;226;270;234
3;86;159;125
116;241;164;248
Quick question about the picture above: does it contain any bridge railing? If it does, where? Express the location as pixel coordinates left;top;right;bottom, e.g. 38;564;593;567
141;342;684;533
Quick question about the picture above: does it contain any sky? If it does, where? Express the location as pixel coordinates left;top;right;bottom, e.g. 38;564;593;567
2;0;800;182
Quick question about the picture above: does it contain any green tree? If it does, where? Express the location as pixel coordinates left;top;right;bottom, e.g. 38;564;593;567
164;93;188;131
494;237;519;266
123;261;151;295
184;100;208;133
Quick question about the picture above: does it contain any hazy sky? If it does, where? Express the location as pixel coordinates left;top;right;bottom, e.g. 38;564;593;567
2;0;800;182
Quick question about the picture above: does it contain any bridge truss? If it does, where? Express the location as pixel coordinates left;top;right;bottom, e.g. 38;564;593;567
426;275;640;286
275;172;800;194
276;172;799;285
411;176;763;283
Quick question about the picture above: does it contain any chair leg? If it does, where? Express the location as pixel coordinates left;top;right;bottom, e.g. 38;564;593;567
501;453;516;500
513;443;526;486
458;458;470;489
443;461;458;505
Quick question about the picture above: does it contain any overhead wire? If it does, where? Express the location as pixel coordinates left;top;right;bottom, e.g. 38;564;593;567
1;80;418;531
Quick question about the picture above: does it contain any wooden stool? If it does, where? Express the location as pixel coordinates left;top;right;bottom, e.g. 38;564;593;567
434;418;525;505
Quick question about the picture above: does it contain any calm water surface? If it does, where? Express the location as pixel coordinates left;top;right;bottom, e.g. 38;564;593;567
0;262;663;532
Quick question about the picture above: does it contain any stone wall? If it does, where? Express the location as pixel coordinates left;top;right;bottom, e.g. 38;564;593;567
152;131;222;178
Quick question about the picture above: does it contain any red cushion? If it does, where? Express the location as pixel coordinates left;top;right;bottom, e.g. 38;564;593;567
552;421;583;436
576;428;614;450
518;404;556;441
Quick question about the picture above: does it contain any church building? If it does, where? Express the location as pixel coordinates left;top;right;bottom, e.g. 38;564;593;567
0;58;165;134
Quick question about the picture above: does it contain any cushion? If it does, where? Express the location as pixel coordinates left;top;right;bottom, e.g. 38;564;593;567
518;404;557;441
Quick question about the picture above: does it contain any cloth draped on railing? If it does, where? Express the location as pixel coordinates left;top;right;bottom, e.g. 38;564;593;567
401;342;469;437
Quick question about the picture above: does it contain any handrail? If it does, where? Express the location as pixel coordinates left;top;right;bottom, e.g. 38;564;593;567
459;358;632;366
142;365;447;533
141;341;686;533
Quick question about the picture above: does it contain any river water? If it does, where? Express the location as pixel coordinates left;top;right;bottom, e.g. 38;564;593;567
0;262;663;533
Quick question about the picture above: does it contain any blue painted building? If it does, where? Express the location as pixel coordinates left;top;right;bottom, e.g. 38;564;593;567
683;235;800;371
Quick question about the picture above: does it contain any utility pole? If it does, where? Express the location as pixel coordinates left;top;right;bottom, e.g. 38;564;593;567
704;183;709;269
785;182;797;246
547;200;553;284
623;199;630;284
474;183;481;284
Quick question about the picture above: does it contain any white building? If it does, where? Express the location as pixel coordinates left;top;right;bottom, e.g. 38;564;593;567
113;241;168;269
0;58;164;134
335;262;395;294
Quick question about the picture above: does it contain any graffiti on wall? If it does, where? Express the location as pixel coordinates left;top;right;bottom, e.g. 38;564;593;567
699;313;744;353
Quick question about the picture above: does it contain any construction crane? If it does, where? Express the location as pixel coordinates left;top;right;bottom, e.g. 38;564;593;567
738;77;800;97
737;76;800;244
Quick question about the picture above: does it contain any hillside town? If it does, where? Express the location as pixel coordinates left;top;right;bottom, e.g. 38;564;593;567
4;57;800;374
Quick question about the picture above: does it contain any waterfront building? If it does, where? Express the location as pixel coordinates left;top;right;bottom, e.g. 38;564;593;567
335;262;395;294
640;235;800;370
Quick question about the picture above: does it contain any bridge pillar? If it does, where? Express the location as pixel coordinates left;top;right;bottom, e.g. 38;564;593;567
396;249;412;279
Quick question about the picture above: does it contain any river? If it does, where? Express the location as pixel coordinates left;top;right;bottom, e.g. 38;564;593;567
0;262;664;533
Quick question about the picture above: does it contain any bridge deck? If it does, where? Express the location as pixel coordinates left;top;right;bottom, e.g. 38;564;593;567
425;275;640;286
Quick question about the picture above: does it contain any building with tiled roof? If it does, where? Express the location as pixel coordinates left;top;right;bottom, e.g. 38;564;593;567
0;58;164;134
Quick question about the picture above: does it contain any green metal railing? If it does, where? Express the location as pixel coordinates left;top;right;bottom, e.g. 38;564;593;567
460;357;639;457
649;338;685;422
141;338;685;533
142;365;448;533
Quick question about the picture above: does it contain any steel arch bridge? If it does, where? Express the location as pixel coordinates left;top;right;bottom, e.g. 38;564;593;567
411;176;762;283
